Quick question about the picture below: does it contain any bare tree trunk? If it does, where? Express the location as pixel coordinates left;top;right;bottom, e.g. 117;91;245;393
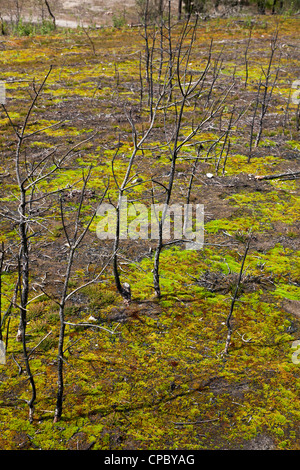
155;0;164;16
178;0;183;19
244;25;253;88
0;242;4;342
296;102;300;132
53;247;74;423
152;17;234;297
53;171;109;422
272;0;277;13
1;66;98;422
248;78;261;162
224;232;252;355
153;100;183;297
254;30;280;148
6;69;54;422
111;84;166;301
44;0;56;29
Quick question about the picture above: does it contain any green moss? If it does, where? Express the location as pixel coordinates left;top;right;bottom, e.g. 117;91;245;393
274;285;300;301
286;140;300;151
224;189;300;229
206;216;261;234
225;154;284;176
81;284;117;312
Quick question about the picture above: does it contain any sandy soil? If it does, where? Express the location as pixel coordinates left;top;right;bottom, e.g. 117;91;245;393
1;0;146;28
54;0;140;27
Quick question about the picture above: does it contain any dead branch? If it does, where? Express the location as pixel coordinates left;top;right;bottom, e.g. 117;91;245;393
64;322;118;335
28;331;52;358
255;171;300;180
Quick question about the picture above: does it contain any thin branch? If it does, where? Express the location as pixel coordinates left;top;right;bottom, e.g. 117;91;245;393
20;66;53;140
64;322;118;335
28;331;52;358
64;250;113;304
24;133;97;190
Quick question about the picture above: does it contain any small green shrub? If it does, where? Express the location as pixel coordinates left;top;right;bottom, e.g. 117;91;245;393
82;284;117;312
12;19;56;37
112;13;126;29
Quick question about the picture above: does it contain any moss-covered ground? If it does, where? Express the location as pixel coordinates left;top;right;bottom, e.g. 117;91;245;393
0;15;299;450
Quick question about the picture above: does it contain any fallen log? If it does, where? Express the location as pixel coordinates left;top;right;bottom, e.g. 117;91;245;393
255;170;300;181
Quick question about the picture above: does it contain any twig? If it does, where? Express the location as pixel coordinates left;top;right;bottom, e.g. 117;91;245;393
12;353;22;375
64;322;118;335
28;331;52;358
172;418;219;425
81;25;96;55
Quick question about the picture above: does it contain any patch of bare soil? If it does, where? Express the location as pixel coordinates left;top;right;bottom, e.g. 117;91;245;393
53;0;140;27
1;0;141;27
281;299;300;318
242;434;275;450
